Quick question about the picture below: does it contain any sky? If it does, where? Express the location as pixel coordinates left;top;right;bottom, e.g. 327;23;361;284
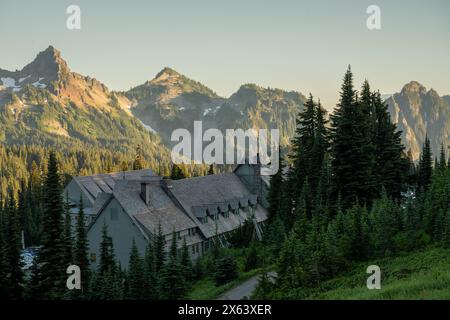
0;0;449;109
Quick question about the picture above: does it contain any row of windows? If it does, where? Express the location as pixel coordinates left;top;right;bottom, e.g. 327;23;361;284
199;208;246;224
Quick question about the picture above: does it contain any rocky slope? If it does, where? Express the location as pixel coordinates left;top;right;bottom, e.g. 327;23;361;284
0;46;170;161
385;81;449;160
127;69;306;147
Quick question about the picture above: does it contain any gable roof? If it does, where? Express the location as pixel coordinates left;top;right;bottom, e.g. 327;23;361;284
73;169;154;204
167;173;265;238
110;180;197;236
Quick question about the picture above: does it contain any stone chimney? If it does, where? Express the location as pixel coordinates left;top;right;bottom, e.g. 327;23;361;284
140;176;162;205
140;182;151;205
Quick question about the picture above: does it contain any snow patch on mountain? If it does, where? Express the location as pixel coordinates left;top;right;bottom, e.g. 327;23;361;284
32;77;47;89
19;75;31;83
203;107;212;116
1;77;19;88
1;76;47;91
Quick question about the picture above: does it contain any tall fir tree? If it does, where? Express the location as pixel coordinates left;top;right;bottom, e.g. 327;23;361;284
98;223;116;275
159;233;188;299
30;151;65;299
372;91;406;198
331;67;375;208
133;145;145;170
266;151;284;221
4;189;24;299
290;93;316;200
180;237;193;283
154;223;166;274
143;241;156;299
74;196;90;295
170;164;186;180
127;239;145;300
419;136;433;192
439;143;447;171
309;100;330;195
62;193;73;271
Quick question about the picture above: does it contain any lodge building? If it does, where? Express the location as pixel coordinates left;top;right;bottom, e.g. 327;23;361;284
63;164;269;269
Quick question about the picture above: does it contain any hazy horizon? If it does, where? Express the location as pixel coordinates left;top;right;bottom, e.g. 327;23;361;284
1;0;449;109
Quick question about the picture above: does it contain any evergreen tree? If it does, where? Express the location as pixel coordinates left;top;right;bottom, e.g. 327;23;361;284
439;143;447;171
244;241;259;271
405;149;418;188
30;151;65;299
170;164;186;180
4;190;24;299
213;255;238;286
266;150;284;221
74;196;90;295
127;240;145;300
154;223;166;274
170;231;178;260
133;145;145;170
207;164;215;175
331;70;375;208
289;93;316;201
180;238;193;282
419;136;433;192
159;233;188;300
143;241;156;299
62;193;73;271
98;223;116;275
372;91;406;199
309;100;330;194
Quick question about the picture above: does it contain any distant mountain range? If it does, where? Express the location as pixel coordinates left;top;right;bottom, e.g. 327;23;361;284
1;46;448;161
385;81;450;160
0;46;170;163
126;67;306;148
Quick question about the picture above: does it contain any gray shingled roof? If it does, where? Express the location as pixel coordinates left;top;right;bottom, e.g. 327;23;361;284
74;169;154;203
111;180;197;236
167;173;267;238
85;170;268;242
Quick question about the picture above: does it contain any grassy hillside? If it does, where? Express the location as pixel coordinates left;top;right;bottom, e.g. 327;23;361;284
308;247;450;300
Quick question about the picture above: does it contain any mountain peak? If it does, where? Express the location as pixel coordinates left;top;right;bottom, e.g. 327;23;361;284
401;81;427;95
20;45;70;81
43;45;60;56
154;67;180;80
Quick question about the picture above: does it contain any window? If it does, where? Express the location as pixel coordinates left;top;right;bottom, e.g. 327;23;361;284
110;208;118;221
192;244;200;254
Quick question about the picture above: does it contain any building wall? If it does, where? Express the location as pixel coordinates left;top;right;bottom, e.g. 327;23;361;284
64;179;95;208
87;198;148;270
